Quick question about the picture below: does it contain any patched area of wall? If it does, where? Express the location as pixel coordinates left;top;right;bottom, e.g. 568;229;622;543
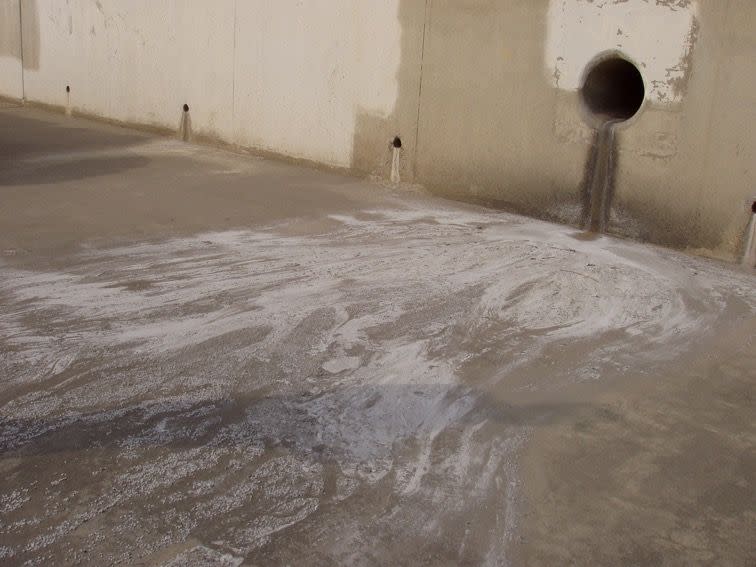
546;0;698;104
547;0;698;157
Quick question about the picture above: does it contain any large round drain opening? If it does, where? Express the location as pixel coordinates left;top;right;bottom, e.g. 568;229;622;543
580;55;645;122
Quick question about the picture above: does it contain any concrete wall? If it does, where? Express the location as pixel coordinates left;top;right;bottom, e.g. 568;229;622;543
413;0;756;261
3;0;756;261
15;0;416;169
21;1;235;137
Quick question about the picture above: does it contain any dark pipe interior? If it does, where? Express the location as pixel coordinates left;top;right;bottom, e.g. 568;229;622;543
581;57;645;122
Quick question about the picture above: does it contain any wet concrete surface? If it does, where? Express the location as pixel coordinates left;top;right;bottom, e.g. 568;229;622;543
0;108;754;566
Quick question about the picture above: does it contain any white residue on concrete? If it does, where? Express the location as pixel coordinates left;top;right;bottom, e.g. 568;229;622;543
1;202;753;565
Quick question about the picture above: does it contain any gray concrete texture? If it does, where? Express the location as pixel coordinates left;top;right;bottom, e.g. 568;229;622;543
1;108;754;566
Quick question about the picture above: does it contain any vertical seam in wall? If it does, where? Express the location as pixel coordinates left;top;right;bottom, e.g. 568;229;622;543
231;0;238;136
18;0;25;100
412;0;431;179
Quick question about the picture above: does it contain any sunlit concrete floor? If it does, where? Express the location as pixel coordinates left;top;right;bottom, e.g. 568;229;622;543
1;107;754;567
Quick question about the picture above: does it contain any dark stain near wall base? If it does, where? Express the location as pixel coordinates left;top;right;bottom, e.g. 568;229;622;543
179;106;192;142
581;122;619;233
610;196;703;252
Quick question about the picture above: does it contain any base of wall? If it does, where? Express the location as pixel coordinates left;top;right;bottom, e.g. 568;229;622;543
17;100;362;182
0;94;24;107
6;101;753;269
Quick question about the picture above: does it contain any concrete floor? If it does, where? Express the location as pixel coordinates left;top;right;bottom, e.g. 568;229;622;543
0;107;754;567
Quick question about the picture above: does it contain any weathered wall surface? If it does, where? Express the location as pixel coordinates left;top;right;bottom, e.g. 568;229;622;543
231;1;416;168
20;0;237;143
413;0;755;261
0;0;23;100
17;0;413;169
4;0;756;260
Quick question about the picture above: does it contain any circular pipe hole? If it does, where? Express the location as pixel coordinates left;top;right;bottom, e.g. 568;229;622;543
183;104;190;112
392;136;402;149
66;85;70;93
581;56;645;122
